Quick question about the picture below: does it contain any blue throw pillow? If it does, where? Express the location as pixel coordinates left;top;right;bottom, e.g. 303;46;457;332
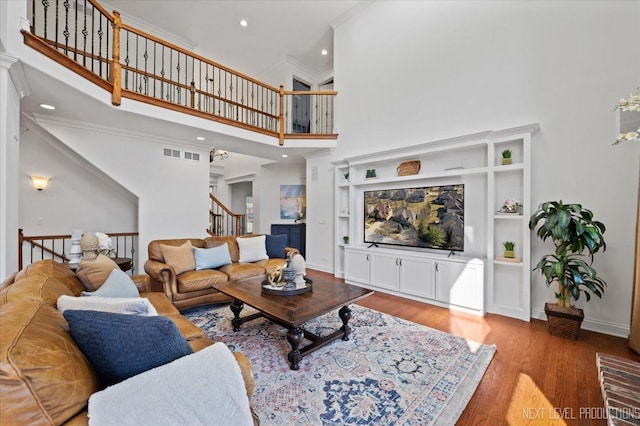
266;234;287;259
193;244;232;270
63;310;193;386
81;269;139;298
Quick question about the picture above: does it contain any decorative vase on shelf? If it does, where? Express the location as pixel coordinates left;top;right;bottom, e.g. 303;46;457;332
502;158;512;165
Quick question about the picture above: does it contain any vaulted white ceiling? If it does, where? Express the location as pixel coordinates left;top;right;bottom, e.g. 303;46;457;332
105;0;362;80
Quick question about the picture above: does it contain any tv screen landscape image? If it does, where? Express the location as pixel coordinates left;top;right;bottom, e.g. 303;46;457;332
364;184;464;251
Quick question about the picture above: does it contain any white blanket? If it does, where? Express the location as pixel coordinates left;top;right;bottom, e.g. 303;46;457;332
88;342;253;426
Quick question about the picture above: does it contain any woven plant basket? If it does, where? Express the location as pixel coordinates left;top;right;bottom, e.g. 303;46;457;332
544;303;584;340
397;160;421;176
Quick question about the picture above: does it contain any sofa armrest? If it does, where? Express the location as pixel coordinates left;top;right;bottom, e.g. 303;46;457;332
131;274;151;293
284;247;299;257
144;259;177;300
233;352;255;400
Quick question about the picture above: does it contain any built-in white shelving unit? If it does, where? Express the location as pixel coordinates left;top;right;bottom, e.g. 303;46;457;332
333;124;539;320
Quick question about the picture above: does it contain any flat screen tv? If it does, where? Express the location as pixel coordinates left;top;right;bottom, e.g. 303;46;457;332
364;184;464;251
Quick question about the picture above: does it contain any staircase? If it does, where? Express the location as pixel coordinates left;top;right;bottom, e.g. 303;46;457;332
208;194;246;237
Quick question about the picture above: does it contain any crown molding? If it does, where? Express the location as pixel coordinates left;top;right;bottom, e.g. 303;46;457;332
226;173;256;184
330;0;375;30
1;54;30;99
102;1;197;51
29;113;205;151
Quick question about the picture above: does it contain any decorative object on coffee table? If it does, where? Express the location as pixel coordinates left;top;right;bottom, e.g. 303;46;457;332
80;233;99;261
291;254;306;285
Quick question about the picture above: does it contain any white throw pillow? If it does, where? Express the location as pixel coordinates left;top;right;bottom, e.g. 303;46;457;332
237;235;269;263
88;342;253;426
57;295;158;316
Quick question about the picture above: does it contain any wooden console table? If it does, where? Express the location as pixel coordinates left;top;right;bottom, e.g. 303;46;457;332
65;257;132;272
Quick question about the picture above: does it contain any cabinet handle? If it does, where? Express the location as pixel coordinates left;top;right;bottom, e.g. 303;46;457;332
399;258;403;266
435;262;439;272
366;254;370;261
396;258;399;265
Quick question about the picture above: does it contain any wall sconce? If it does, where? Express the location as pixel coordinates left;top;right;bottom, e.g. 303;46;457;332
30;176;50;191
209;149;229;162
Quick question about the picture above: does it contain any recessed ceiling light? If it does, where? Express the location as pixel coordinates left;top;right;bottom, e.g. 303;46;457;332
281;154;288;158
40;104;55;110
196;136;205;141
321;49;328;56
240;19;248;27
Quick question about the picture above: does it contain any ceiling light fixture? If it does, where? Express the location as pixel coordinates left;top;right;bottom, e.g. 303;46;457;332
281;154;288;158
210;149;229;162
321;49;328;56
196;136;205;141
40;104;55;110
240;19;248;27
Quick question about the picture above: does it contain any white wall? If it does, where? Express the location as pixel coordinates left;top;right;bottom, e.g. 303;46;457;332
30;116;211;262
257;164;306;234
0;55;23;280
310;0;640;334
305;152;335;273
19;118;138;261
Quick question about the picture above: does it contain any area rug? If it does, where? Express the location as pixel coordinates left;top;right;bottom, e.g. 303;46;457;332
184;304;496;425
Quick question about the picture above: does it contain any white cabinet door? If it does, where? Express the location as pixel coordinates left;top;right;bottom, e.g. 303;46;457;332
400;255;436;299
436;260;484;311
370;252;400;291
345;248;370;285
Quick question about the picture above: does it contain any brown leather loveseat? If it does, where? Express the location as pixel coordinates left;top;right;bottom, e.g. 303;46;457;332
0;260;256;425
144;235;297;310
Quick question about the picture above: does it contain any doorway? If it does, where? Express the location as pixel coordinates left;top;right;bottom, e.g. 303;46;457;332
292;78;311;133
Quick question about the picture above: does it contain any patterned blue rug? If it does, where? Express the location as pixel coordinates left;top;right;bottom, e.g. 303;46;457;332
184;303;495;425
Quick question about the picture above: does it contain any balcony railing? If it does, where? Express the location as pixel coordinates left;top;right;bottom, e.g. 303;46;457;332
23;0;337;145
18;228;138;271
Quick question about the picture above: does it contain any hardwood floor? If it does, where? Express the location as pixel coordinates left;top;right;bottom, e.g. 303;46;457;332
305;269;640;426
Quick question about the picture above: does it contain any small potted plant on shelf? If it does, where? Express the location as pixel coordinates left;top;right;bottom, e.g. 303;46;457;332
503;241;515;258
366;169;377;179
342;235;349;245
529;200;607;339
501;149;512;165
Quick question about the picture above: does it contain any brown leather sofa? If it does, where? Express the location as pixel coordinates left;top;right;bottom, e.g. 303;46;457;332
0;260;256;425
144;235;297;310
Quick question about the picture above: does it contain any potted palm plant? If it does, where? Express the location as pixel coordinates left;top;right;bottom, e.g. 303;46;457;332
529;200;607;339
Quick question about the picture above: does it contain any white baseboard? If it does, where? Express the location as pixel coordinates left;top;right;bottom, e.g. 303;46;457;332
305;263;333;275
531;307;630;338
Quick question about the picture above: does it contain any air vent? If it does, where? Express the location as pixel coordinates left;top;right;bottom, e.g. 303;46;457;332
184;151;201;161
163;148;182;159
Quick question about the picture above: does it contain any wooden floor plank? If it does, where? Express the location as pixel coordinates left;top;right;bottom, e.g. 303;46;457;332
305;270;640;426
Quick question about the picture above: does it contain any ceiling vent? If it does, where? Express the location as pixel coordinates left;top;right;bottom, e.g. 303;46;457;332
184;151;201;161
163;148;182;159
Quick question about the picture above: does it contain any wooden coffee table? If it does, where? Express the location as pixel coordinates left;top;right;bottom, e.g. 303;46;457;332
213;277;373;370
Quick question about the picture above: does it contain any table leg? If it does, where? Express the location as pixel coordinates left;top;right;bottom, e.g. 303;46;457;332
287;327;304;370
339;305;352;341
230;299;244;332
